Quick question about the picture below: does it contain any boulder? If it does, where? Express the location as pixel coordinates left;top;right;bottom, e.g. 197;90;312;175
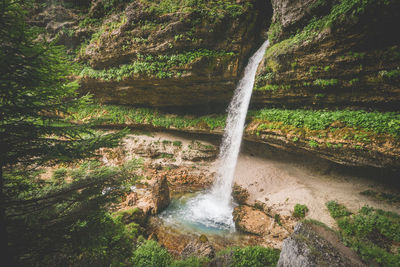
233;205;287;238
277;222;366;267
150;175;170;214
232;183;249;205
181;235;215;259
123;175;170;215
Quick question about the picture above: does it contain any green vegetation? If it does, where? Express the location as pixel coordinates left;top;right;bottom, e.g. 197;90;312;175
173;141;182;147
5;159;143;266
266;0;391;57
80;49;235;80
132;240;172;267
253;109;400;137
67;104;226;130
0;2;128;264
379;68;400;80
231;246;280;267
170;257;209;267
254;83;291;91
140;0;250;23
313;78;338;88
326;201;351;218
308;140;320;148
327;201;400;266
293;204;309;218
218;246;280;267
360;190;400;203
66;104;400;142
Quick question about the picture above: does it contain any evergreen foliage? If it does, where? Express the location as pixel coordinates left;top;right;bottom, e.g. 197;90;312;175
0;1;126;264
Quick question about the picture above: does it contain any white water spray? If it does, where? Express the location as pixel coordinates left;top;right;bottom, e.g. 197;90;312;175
160;40;269;232
211;39;270;204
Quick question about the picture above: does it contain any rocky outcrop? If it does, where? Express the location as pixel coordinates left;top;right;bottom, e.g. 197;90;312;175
75;0;271;110
181;235;216;259
121;175;170;215
233;205;290;240
277;222;366;267
252;0;400;111
232;183;250;205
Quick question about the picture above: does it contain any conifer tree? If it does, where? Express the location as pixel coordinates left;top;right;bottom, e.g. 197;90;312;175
0;1;127;264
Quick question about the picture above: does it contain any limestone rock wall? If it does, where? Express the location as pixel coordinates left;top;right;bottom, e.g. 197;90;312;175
252;0;400;110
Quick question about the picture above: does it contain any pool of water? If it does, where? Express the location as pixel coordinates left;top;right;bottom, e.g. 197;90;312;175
159;191;238;236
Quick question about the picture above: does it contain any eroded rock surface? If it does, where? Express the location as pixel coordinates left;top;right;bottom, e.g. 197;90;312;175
181;236;216;259
277;222;366;267
233;205;291;248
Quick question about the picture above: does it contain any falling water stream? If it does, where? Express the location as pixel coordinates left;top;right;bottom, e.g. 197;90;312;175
160;40;270;234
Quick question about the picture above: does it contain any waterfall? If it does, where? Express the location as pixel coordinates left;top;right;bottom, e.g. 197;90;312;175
211;39;270;205
160;40;269;232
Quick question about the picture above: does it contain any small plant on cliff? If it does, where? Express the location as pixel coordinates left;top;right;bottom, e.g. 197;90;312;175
293;204;309;219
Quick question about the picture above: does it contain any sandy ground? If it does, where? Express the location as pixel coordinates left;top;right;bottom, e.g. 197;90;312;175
234;150;400;228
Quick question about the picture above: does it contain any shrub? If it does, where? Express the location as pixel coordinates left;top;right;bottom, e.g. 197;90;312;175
293;204;309;218
326;201;351;218
170;257;209;267
231;246;280;267
132;240;171;267
327;202;400;266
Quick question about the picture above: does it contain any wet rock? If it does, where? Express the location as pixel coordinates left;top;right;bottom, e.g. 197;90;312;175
233;205;273;236
232;183;249;205
122;176;170;216
233;205;289;241
150;175;170;214
181;236;216;259
277;222;366;267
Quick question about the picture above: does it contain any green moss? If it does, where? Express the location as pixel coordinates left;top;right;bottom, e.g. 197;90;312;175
252;109;400;137
140;0;250;22
360;190;400;203
313;78;338;88
80;49;235;80
308;140;319;148
67;104;226;130
266;0;389;59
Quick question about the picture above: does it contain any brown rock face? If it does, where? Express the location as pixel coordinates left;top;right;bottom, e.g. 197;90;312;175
232;183;250;205
150;175;170;214
233;205;288;239
121;175;170;215
253;1;400;111
181;238;216;259
277;222;366;267
77;0;272;110
271;0;320;31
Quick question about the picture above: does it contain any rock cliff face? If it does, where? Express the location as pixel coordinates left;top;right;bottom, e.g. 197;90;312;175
252;0;400;110
34;0;400;169
76;0;271;110
277;222;366;267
